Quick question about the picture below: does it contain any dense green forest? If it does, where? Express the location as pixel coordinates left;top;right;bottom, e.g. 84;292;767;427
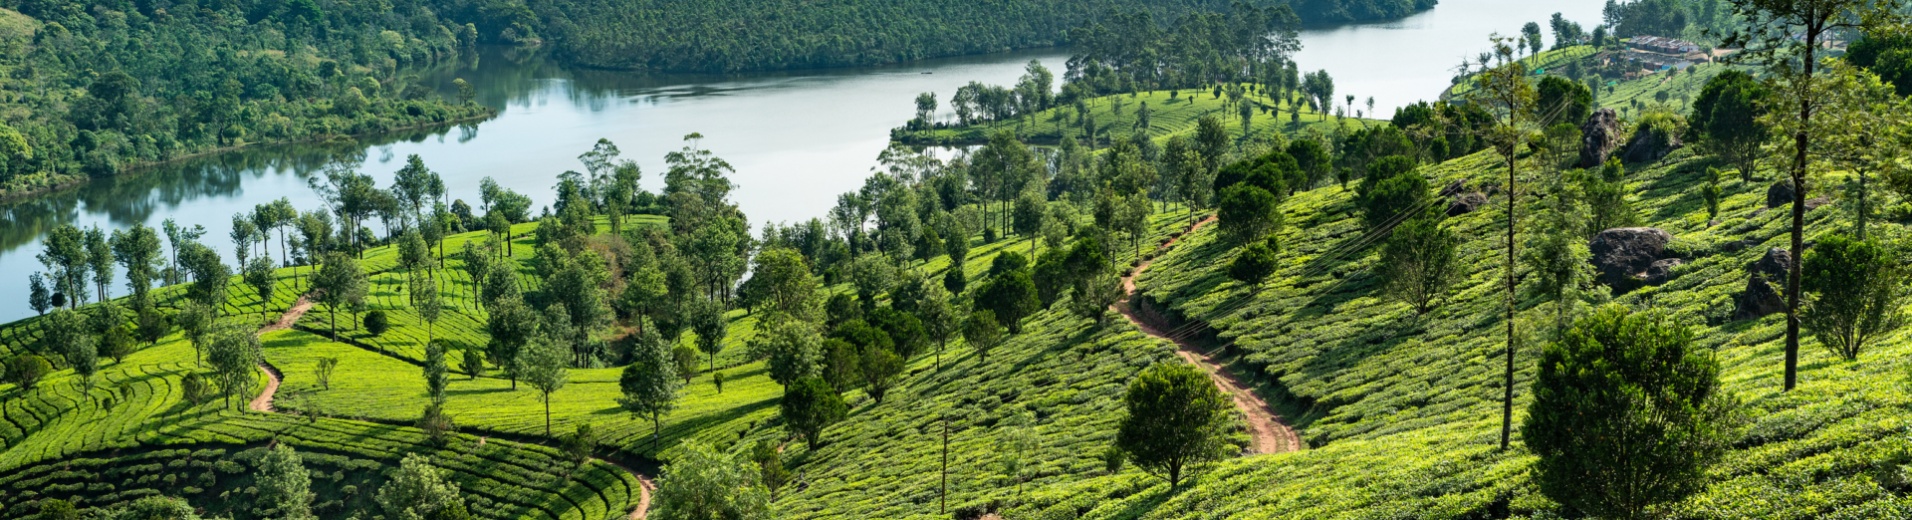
10;0;1912;519
0;1;489;200
459;0;1434;73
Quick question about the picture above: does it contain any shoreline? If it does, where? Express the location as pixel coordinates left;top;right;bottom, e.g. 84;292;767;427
0;109;498;205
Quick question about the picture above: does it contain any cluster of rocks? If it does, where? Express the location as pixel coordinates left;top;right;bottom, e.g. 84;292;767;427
1733;247;1792;320
1585;226;1797;322
1438;178;1493;217
1589;227;1681;292
1573;107;1686;167
1577;108;1624;168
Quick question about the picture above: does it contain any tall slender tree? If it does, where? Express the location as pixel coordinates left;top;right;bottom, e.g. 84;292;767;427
1471;34;1536;451
620;329;682;449
1721;0;1901;391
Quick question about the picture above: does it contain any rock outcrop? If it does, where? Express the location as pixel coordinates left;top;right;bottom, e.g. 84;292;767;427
1752;247;1791;281
1767;179;1796;208
1577;108;1624;168
1439;179;1470;198
1446;192;1488;216
1644;258;1684;286
1734;275;1787;320
1622;123;1683;163
1734;247;1796;321
1589;227;1674;291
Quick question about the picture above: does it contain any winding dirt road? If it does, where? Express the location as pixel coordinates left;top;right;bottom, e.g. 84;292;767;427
249;297;312;412
1115;216;1304;455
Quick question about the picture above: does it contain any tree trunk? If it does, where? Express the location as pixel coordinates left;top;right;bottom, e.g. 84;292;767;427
544;397;552;436
1859;168;1869;239
1785;29;1818;393
1501;152;1516;451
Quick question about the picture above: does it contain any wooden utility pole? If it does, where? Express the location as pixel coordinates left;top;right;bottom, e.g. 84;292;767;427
941;416;950;514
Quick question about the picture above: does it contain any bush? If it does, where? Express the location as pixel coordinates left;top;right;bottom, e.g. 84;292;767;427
1101;446;1126;474
1227;237;1280;287
1801;234;1909;360
1377;214;1458;314
363;310;389;337
1354;155;1429;231
1525;305;1736;520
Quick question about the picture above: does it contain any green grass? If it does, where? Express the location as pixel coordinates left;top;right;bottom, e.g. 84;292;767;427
967;143;1912;518
1445;45;1600;99
265;327;785;463
0;221;651;519
1594;61;1736;118
893;86;1371;147
0;333;644;519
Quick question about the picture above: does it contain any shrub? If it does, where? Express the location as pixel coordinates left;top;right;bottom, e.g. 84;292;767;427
1354;155;1429;231
363;310;389;337
1377;214;1459;314
1115;363;1230;488
1525;305;1736;520
1801;234;1909;360
1227;237;1280;287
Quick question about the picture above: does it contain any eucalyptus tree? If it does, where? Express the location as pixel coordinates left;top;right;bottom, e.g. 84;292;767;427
38;224;88;309
110;224;163;301
1719;0;1902;391
83;227;112;305
1470;34;1536;451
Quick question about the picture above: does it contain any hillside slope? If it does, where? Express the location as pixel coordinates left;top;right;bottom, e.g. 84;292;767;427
980;147;1912;518
491;0;1435;73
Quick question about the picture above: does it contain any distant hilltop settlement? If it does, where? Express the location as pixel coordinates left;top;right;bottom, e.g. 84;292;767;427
1617;36;1714;78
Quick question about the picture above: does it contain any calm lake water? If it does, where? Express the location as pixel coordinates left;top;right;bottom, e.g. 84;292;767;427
0;0;1602;322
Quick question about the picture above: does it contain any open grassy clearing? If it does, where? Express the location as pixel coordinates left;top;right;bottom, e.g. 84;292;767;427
893;86;1372;147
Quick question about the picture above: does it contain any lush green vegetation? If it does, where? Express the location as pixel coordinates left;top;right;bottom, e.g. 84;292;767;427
0;333;642;519
12;1;1912;518
948;47;1912;514
484;0;1432;73
893;86;1363;147
0;1;492;200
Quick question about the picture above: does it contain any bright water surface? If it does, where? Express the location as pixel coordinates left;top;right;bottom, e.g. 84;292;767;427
0;0;1602;321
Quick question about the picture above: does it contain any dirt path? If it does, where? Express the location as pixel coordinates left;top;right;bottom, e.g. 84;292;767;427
1115;216;1303;455
249;297;313;412
629;471;656;519
260;296;315;334
591;456;656;519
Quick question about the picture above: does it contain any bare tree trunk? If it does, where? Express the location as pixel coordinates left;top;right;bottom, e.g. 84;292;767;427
1784;33;1816;392
1501;153;1517;451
